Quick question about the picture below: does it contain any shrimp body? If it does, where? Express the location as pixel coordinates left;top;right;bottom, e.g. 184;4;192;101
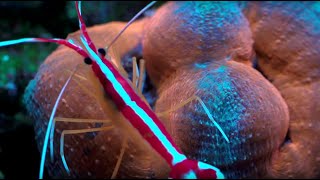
82;32;225;179
92;57;185;165
74;1;224;178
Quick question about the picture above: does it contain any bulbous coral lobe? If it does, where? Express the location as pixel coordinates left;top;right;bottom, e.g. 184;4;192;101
243;1;320;178
155;60;289;179
142;1;254;87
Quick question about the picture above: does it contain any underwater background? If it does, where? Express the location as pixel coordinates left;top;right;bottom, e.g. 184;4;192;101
0;1;164;179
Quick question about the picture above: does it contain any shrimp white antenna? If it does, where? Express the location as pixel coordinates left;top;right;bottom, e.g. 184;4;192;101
39;65;80;179
105;1;157;52
47;40;84;162
0;38;37;47
197;97;229;143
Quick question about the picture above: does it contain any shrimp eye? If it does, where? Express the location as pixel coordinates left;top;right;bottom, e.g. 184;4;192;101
84;57;92;65
98;48;106;57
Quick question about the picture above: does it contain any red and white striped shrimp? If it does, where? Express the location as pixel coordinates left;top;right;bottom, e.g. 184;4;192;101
0;1;228;179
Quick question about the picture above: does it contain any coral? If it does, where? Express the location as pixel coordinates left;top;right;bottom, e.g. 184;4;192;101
243;2;320;178
22;1;320;179
142;1;254;87
155;61;289;178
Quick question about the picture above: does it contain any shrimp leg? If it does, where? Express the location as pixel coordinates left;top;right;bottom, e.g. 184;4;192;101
131;57;150;107
111;134;128;179
39;64;80;179
132;57;146;93
51;58;146;175
137;59;146;94
50;117;111;162
132;57;139;90
59;125;115;174
49;68;101;161
54;118;127;179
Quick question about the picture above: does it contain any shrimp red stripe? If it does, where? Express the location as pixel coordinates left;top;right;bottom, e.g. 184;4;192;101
35;38;89;57
75;1;97;53
0;37;89;58
91;53;186;166
75;1;187;166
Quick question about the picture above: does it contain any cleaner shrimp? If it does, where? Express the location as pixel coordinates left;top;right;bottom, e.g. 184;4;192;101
0;1;229;179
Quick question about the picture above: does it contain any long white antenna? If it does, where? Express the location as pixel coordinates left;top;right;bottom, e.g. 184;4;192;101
105;1;157;52
39;65;79;179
